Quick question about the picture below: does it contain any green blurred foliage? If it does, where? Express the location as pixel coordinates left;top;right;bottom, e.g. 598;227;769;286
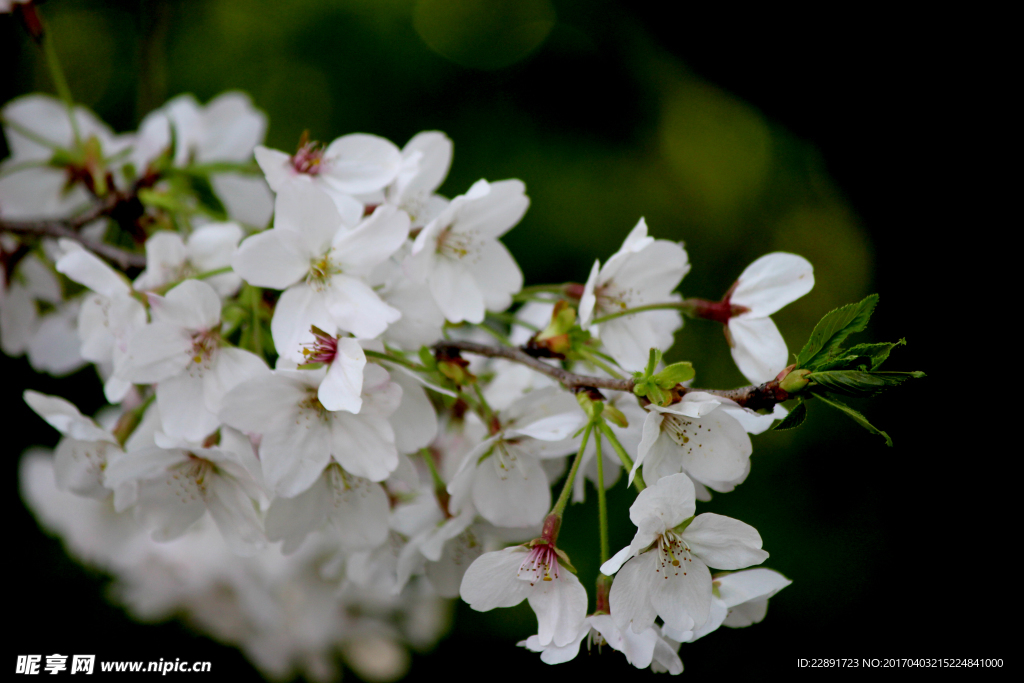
5;0;889;678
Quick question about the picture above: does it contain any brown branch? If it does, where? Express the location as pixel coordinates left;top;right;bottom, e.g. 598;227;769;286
432;340;791;410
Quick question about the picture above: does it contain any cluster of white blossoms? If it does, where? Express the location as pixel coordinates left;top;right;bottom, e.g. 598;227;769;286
4;86;821;679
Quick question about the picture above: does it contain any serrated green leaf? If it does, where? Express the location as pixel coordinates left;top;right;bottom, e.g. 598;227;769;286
813;392;892;446
816;339;907;371
773;401;807;430
806;370;923;397
797;294;878;369
654;361;695;388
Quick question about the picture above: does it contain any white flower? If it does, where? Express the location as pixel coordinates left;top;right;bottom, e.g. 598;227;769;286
0;253;61;356
461;543;588;647
133;223;244;297
219;363;402;496
632;392;757;493
578;218;690;371
385;131;453;227
121;279;267;441
447;388;582;527
24;390;121;498
600;473;768;635
264;463;390;554
408;178;528;324
725;252;814;384
231;183;408;359
668;567;791;642
519;614;682;673
255;133;402;219
132;92;273;227
54;240;147;401
0;95;133;219
103;430;266;555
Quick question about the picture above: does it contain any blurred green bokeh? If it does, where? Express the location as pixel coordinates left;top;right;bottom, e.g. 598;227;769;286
5;1;903;680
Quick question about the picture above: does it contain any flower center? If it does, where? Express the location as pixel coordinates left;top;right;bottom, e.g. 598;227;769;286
655;531;693;578
292;143;327;176
298;387;330;421
436;226;478;260
189;328;220;370
518;545;560;584
168;454;215;502
306;252;340;291
301;326;338;364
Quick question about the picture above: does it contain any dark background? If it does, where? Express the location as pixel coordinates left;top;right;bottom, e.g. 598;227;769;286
2;1;1002;680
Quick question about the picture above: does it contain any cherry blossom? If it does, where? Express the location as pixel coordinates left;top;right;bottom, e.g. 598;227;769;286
408;178;528;324
600;473;768;635
724;252;814;384
231;183;409;358
461;542;587;647
578;218;690;371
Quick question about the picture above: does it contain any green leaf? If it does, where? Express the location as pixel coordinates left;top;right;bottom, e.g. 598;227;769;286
813;392;892;446
773;401;807;430
796;294;878;369
654;361;695;388
187;173;228;220
815;339;906;371
806;370;925;397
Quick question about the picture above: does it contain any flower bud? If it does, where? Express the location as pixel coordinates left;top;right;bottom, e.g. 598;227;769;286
779;368;812;394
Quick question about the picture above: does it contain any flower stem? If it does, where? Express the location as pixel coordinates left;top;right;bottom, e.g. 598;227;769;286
600;422;645;491
577;348;624;379
550;424;591;519
591;301;694;325
594;429;610;564
472;383;496;426
39;16;80;145
363;349;429;373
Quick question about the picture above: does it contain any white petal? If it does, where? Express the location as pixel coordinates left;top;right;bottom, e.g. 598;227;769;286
430;257;484;324
122;322;192;383
452;178;529;239
630;472;696;529
265;474;330;553
651;554;711;633
157;373;220;442
274;182;343;255
589;615;659;668
577;260;601;326
231;229;309;290
529;571;589;647
325;469;391;550
465;238;523;312
325;274;401;339
729;315;789;384
210;174;274;230
154;279;222;331
55;242;130;298
322;133;403;195
388;370;438;453
472;451;550;527
318;338;366;413
261;409;332;497
731;252;814;317
332;204;409;272
205;476;265;556
684;513;769;569
460;547;533;611
329;412;398;482
23;390;113;442
254;145;293;192
716;567;791;609
205;346;268;414
600;544;636;576
271;285;336;363
609;552;660;634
